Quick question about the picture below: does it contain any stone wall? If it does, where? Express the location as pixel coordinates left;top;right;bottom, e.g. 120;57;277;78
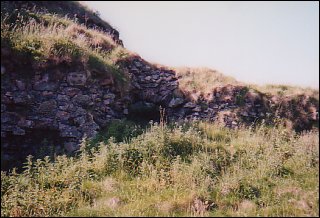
1;67;127;170
120;56;318;130
1;55;319;170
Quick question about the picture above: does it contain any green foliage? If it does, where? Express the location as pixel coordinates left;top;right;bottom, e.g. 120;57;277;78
235;87;249;106
1;121;319;217
81;180;103;203
1;10;129;87
105;120;144;143
88;53;107;73
196;122;231;143
51;38;82;60
122;148;144;176
11;36;45;64
209;146;231;176
162;135;194;160
237;181;261;200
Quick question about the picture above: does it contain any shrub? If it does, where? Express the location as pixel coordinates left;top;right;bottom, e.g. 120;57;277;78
237;181;261;200
105;120;144;143
88;53;107;73
162;136;194;160
122;148;144;176
235;87;249;106
196;122;231;143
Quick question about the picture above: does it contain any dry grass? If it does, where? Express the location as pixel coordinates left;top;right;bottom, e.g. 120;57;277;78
250;83;319;100
171;66;318;103
174;67;239;97
1;11;129;85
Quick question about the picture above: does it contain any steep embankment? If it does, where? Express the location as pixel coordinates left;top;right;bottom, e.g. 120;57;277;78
1;1;319;171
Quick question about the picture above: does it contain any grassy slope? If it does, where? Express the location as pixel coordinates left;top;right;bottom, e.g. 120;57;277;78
1;121;318;217
0;1;116;35
1;1;130;88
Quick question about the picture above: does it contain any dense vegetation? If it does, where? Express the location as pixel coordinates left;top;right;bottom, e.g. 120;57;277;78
1;119;318;217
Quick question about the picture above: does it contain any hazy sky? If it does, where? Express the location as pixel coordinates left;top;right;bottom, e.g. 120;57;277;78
83;1;319;88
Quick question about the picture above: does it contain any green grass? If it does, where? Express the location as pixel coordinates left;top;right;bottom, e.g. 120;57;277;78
1;1;114;33
235;87;249;106
1;120;318;217
1;9;130;88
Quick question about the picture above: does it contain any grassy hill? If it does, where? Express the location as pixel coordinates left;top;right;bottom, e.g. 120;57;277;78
1;1;319;217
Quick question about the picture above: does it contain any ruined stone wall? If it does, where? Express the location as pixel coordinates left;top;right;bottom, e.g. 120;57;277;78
1;55;318;170
1;68;126;169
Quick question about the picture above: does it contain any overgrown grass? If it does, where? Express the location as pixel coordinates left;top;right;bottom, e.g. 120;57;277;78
1;11;130;86
1;120;318;217
173;67;239;100
250;84;319;101
1;1;114;35
172;67;319;102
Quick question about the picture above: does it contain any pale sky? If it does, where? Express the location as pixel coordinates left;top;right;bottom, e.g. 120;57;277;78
83;1;319;88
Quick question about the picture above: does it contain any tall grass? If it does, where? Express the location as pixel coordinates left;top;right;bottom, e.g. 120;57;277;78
173;67;319;102
174;67;239;100
249;84;319;100
1;120;318;217
1;12;129;85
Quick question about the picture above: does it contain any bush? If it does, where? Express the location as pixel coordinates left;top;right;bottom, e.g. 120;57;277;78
235;87;249;106
162;136;194;160
105;120;144;143
88;53;107;73
237;181;261;200
122;148;144;176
